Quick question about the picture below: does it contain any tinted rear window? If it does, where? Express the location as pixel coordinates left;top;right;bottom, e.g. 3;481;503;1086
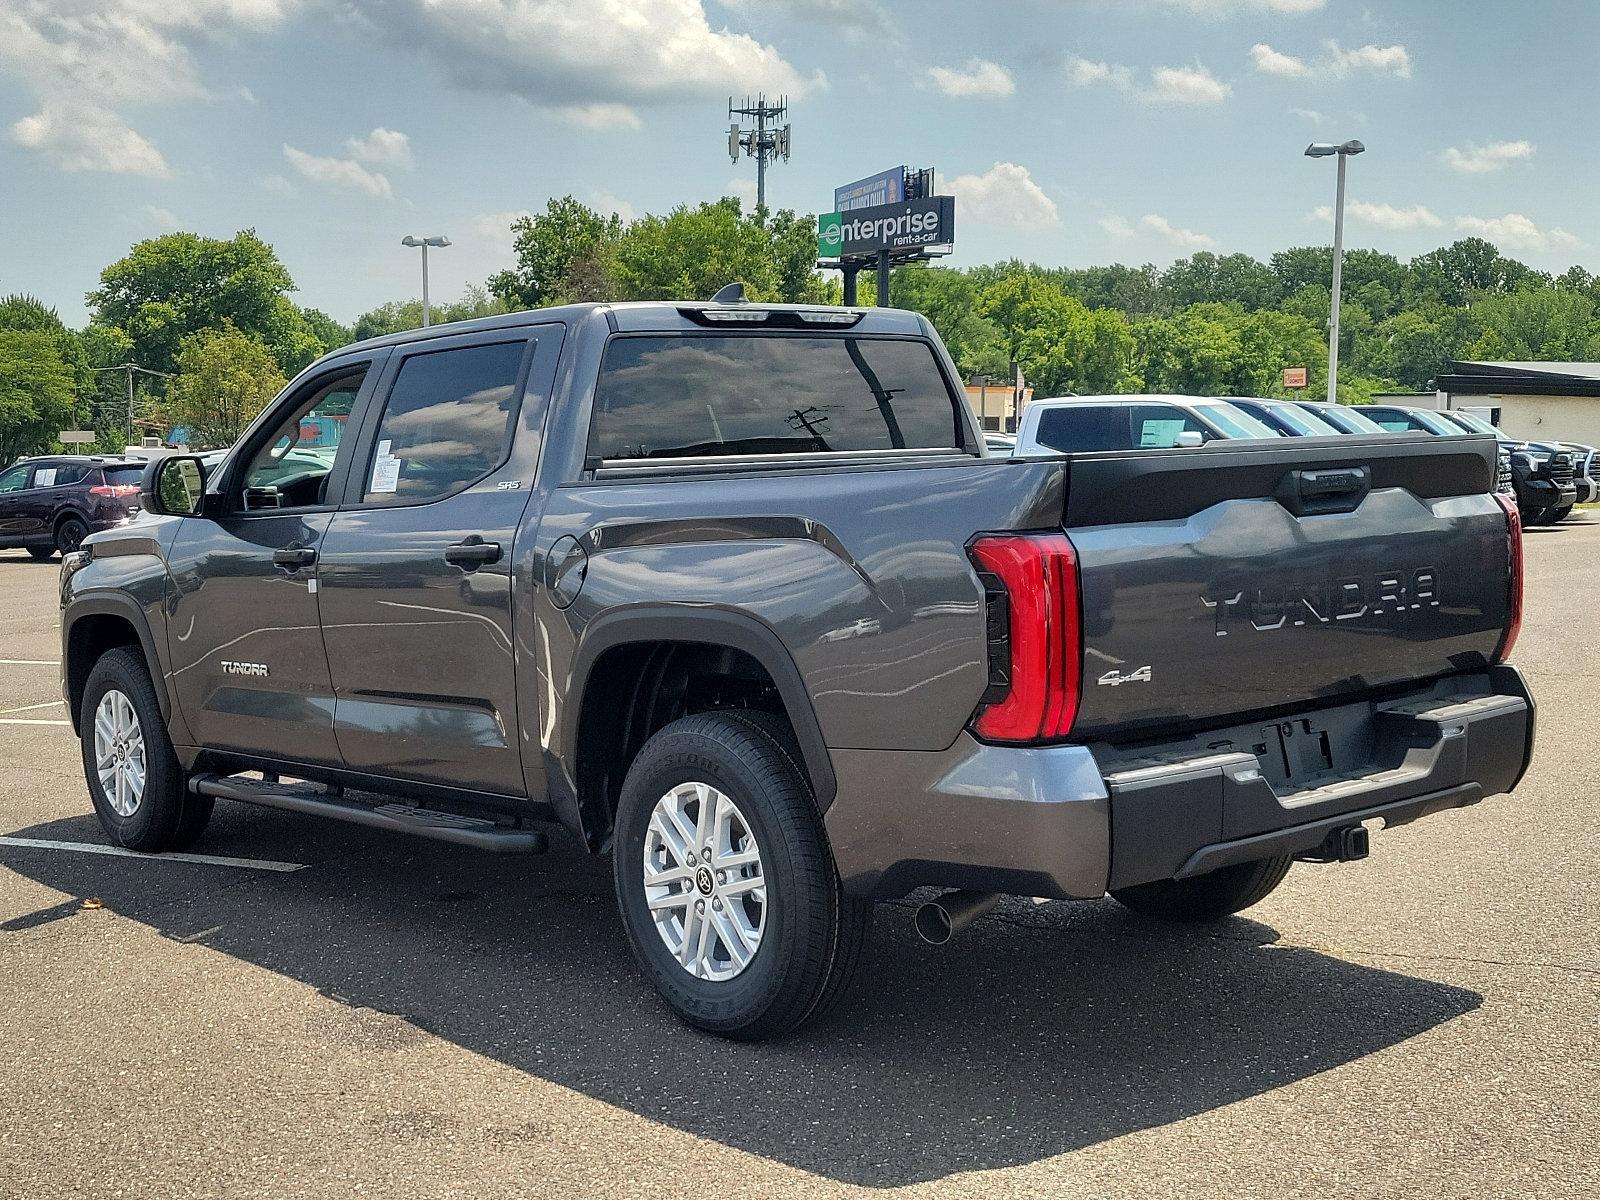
103;467;144;486
1033;404;1209;452
589;335;963;460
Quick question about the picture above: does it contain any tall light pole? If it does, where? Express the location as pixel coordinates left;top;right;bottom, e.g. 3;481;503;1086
1305;140;1365;404
401;235;451;326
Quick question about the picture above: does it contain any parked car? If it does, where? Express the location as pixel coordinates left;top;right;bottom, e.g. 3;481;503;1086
60;300;1531;1040
1226;397;1344;437
983;432;1017;455
1434;409;1597;509
0;456;146;559
1368;405;1575;523
1287;400;1390;436
1015;394;1281;454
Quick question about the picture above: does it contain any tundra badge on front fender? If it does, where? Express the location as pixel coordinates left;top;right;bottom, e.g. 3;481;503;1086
220;660;270;677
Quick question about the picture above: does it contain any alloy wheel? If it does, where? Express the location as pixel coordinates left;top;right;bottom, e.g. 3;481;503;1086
93;688;146;817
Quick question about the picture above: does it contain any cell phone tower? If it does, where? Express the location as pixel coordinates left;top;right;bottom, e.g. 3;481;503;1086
727;95;791;211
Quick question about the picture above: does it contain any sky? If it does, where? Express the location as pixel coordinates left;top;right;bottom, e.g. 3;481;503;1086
1;0;1595;327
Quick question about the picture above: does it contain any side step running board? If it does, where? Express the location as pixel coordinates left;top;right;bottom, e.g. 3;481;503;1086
188;773;549;853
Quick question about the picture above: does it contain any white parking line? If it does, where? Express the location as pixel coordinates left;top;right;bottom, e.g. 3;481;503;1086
0;718;70;726
0;659;59;666
0;700;65;714
0;836;306;872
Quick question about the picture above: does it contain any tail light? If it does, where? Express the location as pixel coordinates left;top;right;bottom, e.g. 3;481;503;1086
1492;493;1522;663
89;484;140;497
967;533;1082;742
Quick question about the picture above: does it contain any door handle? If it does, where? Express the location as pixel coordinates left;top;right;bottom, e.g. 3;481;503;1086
444;537;502;568
272;546;318;569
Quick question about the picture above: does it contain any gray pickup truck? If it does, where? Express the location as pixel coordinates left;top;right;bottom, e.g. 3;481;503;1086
59;299;1533;1040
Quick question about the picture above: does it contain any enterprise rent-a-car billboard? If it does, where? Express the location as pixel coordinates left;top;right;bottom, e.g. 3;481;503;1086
817;196;955;260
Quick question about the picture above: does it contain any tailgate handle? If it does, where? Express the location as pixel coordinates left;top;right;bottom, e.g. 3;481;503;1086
1276;466;1371;515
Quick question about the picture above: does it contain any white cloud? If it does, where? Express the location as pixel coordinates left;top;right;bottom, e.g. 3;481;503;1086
1149;64;1231;104
1099;215;1137;239
1067;57;1133;88
945;162;1059;230
590;191;637;223
257;173;298;198
927;59;1015;98
1455;213;1581;252
283;145;394;199
1069;58;1228;104
11;103;170;177
346;128;413;170
1326;41;1412;78
381;0;820;119
1310;201;1442;231
557;103;644;130
142;204;180;231
473;210;534;253
1251;43;1310;77
727;176;759;205
1141;214;1219;250
1443;140;1535;174
1289;106;1325;123
0;0;299;175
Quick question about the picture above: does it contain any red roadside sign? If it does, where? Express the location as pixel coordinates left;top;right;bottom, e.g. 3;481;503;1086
1282;367;1309;390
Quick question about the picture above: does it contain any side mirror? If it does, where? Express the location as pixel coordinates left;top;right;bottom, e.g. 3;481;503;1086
143;455;208;517
1174;431;1205;448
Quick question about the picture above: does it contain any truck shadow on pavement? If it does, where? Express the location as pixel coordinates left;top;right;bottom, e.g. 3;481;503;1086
4;806;1482;1188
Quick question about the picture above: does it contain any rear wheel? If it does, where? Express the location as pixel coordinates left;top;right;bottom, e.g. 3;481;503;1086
612;711;871;1041
80;647;210;851
1110;854;1293;922
26;546;55;561
55;517;88;556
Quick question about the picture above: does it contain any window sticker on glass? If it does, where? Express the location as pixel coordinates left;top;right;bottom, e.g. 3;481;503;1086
34;468;56;487
1139;419;1186;448
370;439;401;493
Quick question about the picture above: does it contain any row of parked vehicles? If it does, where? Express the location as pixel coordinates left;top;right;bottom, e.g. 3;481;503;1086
996;394;1594;527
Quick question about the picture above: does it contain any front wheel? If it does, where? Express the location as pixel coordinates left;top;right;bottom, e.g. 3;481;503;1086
1548;504;1573;523
80;647;211;851
1110;855;1293;922
612;711;871;1041
55;517;88;556
26;546;55;561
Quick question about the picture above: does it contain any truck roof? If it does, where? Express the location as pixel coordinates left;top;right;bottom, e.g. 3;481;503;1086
329;301;930;359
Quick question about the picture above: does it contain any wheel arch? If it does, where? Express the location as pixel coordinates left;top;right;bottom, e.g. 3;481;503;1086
63;596;170;733
556;607;836;849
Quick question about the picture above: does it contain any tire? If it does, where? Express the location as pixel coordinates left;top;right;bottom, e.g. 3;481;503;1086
26;546;55;561
1110;854;1293;923
1549;504;1573;523
79;647;209;852
55;516;88;556
612;710;872;1041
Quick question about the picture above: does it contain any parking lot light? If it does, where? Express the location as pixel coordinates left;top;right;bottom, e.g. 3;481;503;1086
1304;140;1365;404
400;235;451;327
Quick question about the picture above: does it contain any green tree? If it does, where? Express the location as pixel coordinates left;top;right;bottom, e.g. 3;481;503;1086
1159;252;1280;312
87;230;323;378
1133;309;1244;395
1404;238;1545;307
164;326;288;450
889;266;1008;379
487;197;624;309
1016;295;1140;396
351;285;507;341
611;198;835;303
1461;288;1600;361
0;330;76;465
300;308;353;355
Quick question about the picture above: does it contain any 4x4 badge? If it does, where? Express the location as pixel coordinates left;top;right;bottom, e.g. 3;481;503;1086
1097;666;1152;687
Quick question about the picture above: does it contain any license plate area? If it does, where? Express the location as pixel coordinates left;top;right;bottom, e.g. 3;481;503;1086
1253;719;1336;790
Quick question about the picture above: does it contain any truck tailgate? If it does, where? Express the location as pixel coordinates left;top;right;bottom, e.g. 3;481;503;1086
1063;433;1512;739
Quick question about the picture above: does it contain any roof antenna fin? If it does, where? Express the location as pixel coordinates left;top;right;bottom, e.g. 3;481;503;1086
711;282;747;304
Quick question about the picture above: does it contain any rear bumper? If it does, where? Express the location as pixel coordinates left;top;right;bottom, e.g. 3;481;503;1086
825;667;1534;900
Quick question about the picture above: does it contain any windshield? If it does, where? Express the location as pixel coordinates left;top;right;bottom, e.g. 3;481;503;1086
1307;404;1386;434
1365;407;1464;436
1194;402;1281;439
1262;401;1338;435
1445;410;1509;438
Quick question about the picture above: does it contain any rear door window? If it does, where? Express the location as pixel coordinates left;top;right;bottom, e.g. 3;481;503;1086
39;464;91;486
589;334;963;460
361;341;527;503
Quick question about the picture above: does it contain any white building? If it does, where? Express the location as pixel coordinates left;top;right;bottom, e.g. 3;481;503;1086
1437;361;1600;444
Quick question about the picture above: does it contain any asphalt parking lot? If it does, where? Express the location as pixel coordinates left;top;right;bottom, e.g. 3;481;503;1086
1;519;1595;1200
